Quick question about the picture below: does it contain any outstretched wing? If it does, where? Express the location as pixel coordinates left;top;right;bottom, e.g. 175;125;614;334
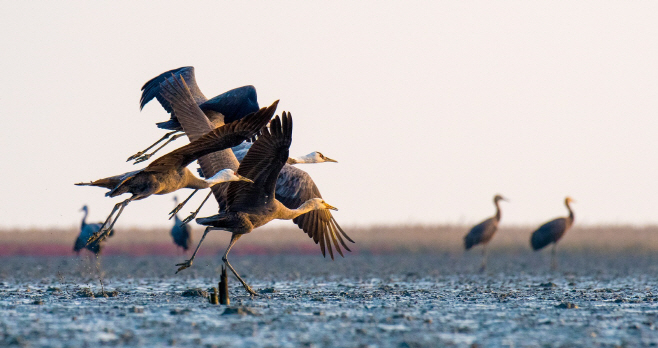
156;75;214;140
199;85;260;124
140;67;207;130
275;165;354;260
145;98;279;173
226;113;292;213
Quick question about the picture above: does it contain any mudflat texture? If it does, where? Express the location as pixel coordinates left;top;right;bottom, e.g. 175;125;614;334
1;252;658;347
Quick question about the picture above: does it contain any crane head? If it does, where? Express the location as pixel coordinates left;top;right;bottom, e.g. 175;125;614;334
205;169;253;186
494;195;509;203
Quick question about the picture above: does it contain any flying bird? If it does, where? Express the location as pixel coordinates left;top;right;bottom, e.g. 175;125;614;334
464;195;508;272
160;75;352;261
175;145;339;225
76;96;277;246
530;197;575;270
129;66;259;163
176;113;344;295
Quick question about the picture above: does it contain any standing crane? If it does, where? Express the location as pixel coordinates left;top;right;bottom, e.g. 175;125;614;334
170;197;192;251
129;66;259;163
74;205;114;294
463;195;508;272
530;197;575;270
74;205;113;255
175;113;344;295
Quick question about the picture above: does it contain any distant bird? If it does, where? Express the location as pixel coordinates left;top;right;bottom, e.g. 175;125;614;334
464;195;508;272
171;197;192;251
74;205;113;255
76;97;277;246
161;75;352;261
176;113;344;296
530;197;575;270
128;66;259;163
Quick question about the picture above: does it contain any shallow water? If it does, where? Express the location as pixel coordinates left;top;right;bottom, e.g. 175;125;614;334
1;253;658;347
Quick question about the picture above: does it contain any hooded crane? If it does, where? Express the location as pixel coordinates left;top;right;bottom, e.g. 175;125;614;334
76;100;278;246
128;66;259;163
171;197;192;251
530;197;575;270
74;205;114;255
173;143;338;225
464;195;508;272
160;76;353;263
176;113;340;295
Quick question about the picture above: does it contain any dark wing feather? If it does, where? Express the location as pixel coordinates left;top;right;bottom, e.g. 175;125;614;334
226;113;292;213
140;67;207;130
144;99;279;173
75;170;141;190
199;85;260;124
530;218;567;250
275;164;354;260
464;218;496;250
157;75;214;140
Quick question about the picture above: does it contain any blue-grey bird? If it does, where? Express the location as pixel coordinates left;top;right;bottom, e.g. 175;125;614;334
171;196;192;251
464;195;508;272
74;205;113;255
128;66;259;163
530;197;575;270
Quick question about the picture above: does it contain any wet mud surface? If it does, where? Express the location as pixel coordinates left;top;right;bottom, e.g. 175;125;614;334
1;252;658;347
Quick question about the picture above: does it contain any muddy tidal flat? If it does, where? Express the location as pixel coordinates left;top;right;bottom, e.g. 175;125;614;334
1;252;658;347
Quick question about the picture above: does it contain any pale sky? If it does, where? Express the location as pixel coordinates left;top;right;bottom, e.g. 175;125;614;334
1;1;657;229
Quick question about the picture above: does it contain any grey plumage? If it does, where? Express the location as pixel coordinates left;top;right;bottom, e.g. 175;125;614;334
130;66;259;162
171;197;192;250
531;197;575;251
162;75;353;260
76;86;276;246
74;205;113;255
463;195;507;272
464;195;507;250
530;197;575;270
177;114;342;295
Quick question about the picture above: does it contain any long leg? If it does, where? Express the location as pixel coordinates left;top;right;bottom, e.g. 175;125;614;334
126;130;181;162
133;133;185;164
176;227;212;273
222;234;257;296
169;189;199;219
479;244;488;273
551;243;558;271
181;191;213;225
87;198;132;246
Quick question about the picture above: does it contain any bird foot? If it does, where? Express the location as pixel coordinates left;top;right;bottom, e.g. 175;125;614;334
133;153;152;164
244;285;259;297
175;260;193;274
478;265;486;273
169;203;186;218
86;229;106;246
181;212;198;225
126;151;145;162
